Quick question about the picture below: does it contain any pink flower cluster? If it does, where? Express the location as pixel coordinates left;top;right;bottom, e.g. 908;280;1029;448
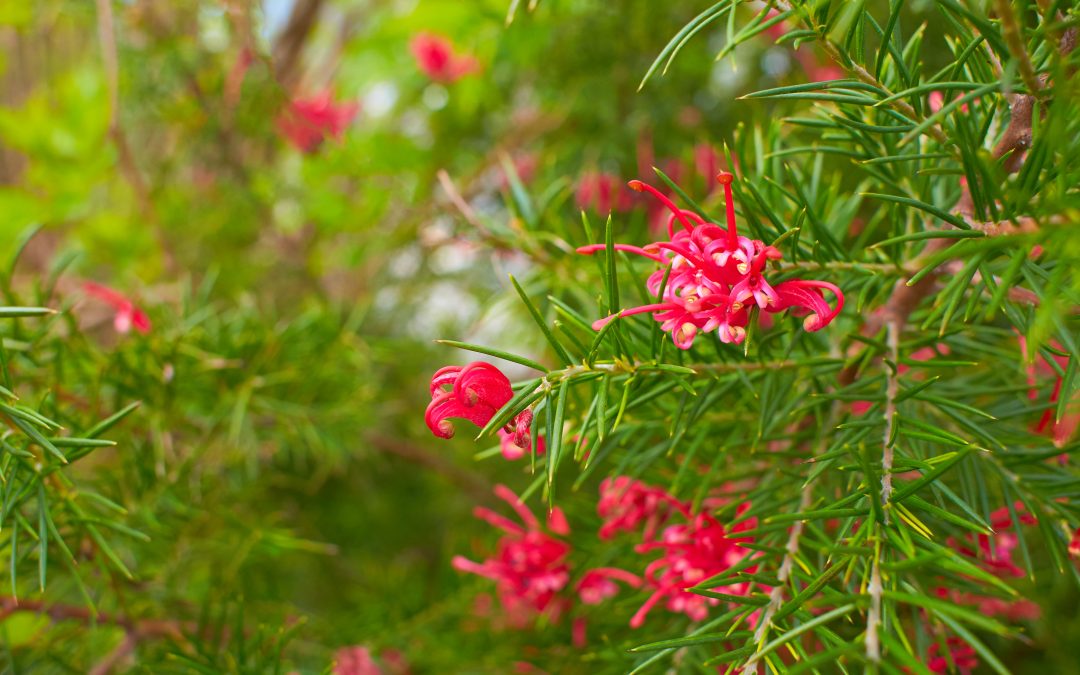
926;638;978;674
425;362;538;457
1021;336;1079;448
410;33;479;83
82;281;151;335
597;476;686;541
574;143;724;225
938;502;1040;622
331;645;409;675
277;91;359;153
578;172;843;349
452;478;755;635
453;485;572;626
629;504;755;627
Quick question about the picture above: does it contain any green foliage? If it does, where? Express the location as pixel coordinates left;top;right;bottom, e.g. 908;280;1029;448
0;0;1077;673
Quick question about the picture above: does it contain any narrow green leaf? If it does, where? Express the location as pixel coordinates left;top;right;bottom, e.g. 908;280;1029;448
434;339;547;372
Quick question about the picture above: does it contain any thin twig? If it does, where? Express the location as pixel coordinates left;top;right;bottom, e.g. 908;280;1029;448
866;544;883;662
993;0;1043;100
880;320;900;519
740;478;814;675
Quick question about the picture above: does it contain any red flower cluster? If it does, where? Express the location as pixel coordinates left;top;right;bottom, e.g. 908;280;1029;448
277;92;359;153
1020;335;1080;448
597;476;688;541
938;502;1040;622
964;503;1036;579
575;171;634;215
592;477;755;627
926;637;978;674
82;281;151;335
425;362;537;456
630;508;754;627
410;33;479;83
453;485;572;626
578;172;843;349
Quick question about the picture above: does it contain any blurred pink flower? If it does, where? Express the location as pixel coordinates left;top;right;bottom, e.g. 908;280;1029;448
575;171;634;215
332;646;382;675
576;567;641;605
597;476;689;542
1020;336;1079;448
277;91;359;152
926;637;978;674
82;281;151;335
453;486;572;627
410;33;479;83
950;502;1035;578
629;506;756;627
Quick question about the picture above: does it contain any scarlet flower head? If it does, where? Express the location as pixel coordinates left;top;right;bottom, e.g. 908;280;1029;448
453;485;572;626
426;362;539;456
82;281;151;335
629;508;755;627
577;171;843;349
277;91;359;153
410;33;479;83
597;476;689;542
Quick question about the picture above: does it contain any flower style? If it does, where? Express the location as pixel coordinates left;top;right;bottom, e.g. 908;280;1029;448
410;33;479;83
597;476;689;542
82;281;151;335
277;91;359;153
453;485;572;626
629;508;755;627
577;172;843;349
425;362;538;454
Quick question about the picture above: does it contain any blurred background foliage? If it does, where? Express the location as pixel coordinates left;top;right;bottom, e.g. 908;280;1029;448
0;0;1076;672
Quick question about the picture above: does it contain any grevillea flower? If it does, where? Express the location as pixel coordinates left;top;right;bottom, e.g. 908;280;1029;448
629;507;755;627
497;412;546;461
926;637;978;674
950;502;1036;578
597;476;689;542
575;171;634;215
577;172;843;349
1020;335;1080;448
453;485;572;626
277;92;359;153
410;33;479;83
425;362;538;454
82;281;151;335
332;646;383;675
935;587;1041;621
576;568;642;604
1070;527;1080;559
